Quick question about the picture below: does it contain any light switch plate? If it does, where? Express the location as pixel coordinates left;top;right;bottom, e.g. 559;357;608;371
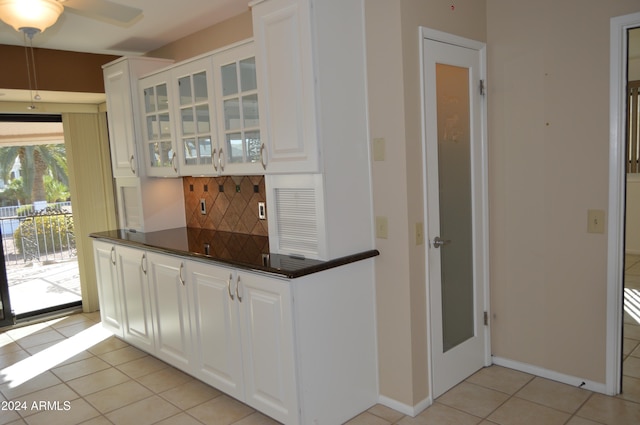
587;209;605;234
375;216;388;239
416;222;424;245
373;138;385;161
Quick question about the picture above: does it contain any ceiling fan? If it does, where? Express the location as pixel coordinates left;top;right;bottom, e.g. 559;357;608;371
0;0;142;110
0;0;143;37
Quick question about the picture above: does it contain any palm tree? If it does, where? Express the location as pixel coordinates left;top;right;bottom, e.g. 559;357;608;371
0;144;68;204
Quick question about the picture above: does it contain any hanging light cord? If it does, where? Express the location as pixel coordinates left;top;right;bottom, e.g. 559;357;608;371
22;30;41;110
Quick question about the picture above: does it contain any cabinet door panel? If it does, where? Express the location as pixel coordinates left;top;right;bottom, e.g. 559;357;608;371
104;62;137;177
148;253;191;370
171;57;217;176
116;246;154;351
140;73;178;177
188;261;243;399
252;0;319;173
213;42;263;175
93;241;122;336
238;272;297;424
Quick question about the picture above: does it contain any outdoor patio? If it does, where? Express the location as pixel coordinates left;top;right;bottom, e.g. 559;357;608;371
1;204;81;317
6;259;81;316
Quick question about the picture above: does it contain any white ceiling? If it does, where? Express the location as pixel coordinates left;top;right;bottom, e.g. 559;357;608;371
0;0;249;56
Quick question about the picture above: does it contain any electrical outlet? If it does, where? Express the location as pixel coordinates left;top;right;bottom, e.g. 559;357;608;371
199;199;206;215
258;202;266;220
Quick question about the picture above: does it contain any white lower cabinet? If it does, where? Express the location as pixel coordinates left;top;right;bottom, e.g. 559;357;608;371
93;241;123;337
187;260;297;424
116;245;155;352
93;240;377;425
147;252;192;371
187;261;244;399
236;271;297;423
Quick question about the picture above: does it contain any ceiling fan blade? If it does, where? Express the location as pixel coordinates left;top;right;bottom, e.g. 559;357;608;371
60;0;142;24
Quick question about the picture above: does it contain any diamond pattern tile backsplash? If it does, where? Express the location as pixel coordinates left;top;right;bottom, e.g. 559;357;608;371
182;175;268;236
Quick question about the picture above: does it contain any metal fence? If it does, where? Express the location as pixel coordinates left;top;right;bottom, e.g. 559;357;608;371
0;202;76;266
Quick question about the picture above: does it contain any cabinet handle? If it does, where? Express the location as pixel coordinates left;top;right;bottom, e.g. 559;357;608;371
236;275;243;302
129;155;136;175
260;143;267;170
171;153;178;173
110;246;116;265
141;253;147;275
219;148;225;171
227;273;235;300
212;147;218;172
179;262;185;286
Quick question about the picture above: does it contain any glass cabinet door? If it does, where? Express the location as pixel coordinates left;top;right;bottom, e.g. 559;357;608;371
214;42;263;174
173;58;217;175
141;73;177;177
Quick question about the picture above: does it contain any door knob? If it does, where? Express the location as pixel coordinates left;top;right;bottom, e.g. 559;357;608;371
433;236;451;248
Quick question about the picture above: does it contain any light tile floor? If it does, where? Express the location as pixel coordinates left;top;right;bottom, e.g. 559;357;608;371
0;257;639;425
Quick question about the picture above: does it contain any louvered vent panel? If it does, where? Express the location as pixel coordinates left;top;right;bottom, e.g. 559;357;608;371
275;188;318;255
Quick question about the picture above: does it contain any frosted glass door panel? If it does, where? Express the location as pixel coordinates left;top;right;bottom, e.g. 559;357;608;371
436;63;474;352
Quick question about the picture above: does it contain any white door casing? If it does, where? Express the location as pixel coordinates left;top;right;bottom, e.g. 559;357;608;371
421;27;490;399
606;11;640;396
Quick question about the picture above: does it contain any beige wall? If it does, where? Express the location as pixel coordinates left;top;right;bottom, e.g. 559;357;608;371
487;0;640;383
366;0;486;408
146;11;253;62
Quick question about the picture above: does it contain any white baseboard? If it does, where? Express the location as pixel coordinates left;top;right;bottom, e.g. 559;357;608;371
378;394;432;417
492;356;608;394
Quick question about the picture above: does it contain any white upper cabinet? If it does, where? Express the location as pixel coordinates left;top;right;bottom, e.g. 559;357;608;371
212;42;265;175
171;57;218;176
140;71;179;177
136;41;263;177
251;0;320;173
103;57;173;178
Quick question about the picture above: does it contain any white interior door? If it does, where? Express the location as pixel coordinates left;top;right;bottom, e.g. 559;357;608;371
422;30;489;398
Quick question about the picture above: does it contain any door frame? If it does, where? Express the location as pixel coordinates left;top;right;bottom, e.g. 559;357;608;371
607;11;640;396
419;27;491;399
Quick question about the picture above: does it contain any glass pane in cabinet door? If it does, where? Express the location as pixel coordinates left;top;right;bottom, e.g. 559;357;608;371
224;99;240;131
195;104;211;133
193;72;208;102
221;63;238;96
242;94;259;127
159;113;171;138
144;87;156;113
160;141;173;167
226;132;243;163
147;116;159;140
149;142;160;167
240;58;257;91
156;84;169;111
183;138;197;165
198;137;212;164
181;107;195;135
245;130;261;162
178;76;192;106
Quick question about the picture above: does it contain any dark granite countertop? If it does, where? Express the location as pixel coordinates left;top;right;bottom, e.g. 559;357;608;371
90;228;379;279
